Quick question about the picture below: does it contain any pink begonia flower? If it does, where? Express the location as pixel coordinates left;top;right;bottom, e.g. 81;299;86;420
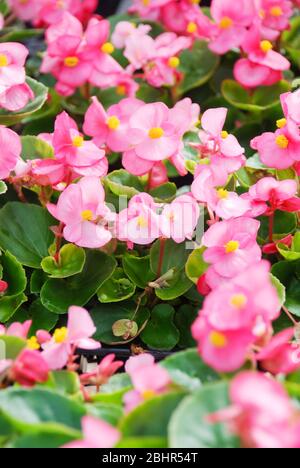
117;193;160;246
127;102;182;162
47;177;113;249
192;317;254;373
9;349;49;388
129;0;171;19
42;306;100;370
0;82;34;111
147;161;169;189
83;96;144;152
257;0;293;33
251;118;300;169
192;261;280;372
160;194;200;243
0;320;32;339
37;0;95;26
281;89;300;125
52;112;108;177
209;372;300;448
124;354;171;412
234;58;282;88
244;177;300;215
83;17;126;89
8;0;47;22
202;218;261;278
0;126;21;179
160;0;213;38
256;328;300;375
80;354;123;387
241;25;290;71
209;0;256;54
63;416;120;449
112;22;151;49
200;108;245;159
191;165;228;203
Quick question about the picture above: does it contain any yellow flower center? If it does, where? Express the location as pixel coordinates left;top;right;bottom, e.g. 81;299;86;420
0;54;8;67
72;135;84;147
260;40;273;53
137;216;148;228
209;331;227;348
270;6;283;17
168;56;180;69
142;389;156;400
225;240;240;254
101;42;115;54
275;134;289;149
142;0;150;5
27;336;40;351
190;0;201;3
81;209;94;221
148;127;164;139
64;56;79;67
219;16;233;29
259;9;266;19
53;327;68;344
217;188;229;199
221;130;229;139
116;85;126;96
187;22;198;34
276;118;287;129
107;115;120;130
230;293;247;309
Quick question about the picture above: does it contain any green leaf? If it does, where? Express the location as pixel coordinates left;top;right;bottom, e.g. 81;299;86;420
272;261;300;317
11;429;78;449
41;244;86;278
21;135;54;161
49;371;81;397
0;387;85;431
93;374;132;405
141;304;179;351
282;16;300;68
119;392;185;437
161;349;220;392
117;437;167;448
0;202;55;268
154;269;192;300
1;251;26;296
259;211;297;241
86;403;123;426
0;335;26;359
122;254;156;289
150;239;190;276
89;302;150;345
277;232;300;261
0;77;48;126
177;40;219;95
30;269;48;294
105;170;144;199
169;382;239;448
0;181;7;195
174;305;199;348
0;29;43;43
185;247;209;284
97;267;136;303
0;293;27;323
149;183;177;203
271;274;286;308
222;79;291;112
27;299;59;336
40;250;116;313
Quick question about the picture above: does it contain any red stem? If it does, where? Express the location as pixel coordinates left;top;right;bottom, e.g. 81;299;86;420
268;213;274;243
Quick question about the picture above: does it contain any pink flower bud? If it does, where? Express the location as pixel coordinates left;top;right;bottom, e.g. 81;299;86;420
10;349;49;387
0;280;8;294
36;329;52;344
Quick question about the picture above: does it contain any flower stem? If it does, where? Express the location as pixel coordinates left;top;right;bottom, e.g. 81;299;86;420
269;213;274;243
282;305;298;327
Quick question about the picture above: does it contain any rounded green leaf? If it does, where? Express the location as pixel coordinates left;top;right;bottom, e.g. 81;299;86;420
1;251;26;296
122;254;156;289
0;335;26;359
174;305;199;349
185;247;209;284
40;250;116;313
97;267;136;303
169;382;240;448
222;79;291;112
150;239;190;276
155;269;192;300
89;302;150;345
0;77;48;126
21;135;54;161
149;183;177;203
105;170;144;199
28;299;59;335
0;202;55;268
177;40;219;95
141;304;179;351
41;244;86;278
119;392;185;437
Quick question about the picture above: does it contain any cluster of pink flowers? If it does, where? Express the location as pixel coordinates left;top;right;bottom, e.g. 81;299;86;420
112;21;192;88
0;42;33;111
41;13;136;97
209;372;300;448
252;88;300;169
129;0;294;88
9;0;97;26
